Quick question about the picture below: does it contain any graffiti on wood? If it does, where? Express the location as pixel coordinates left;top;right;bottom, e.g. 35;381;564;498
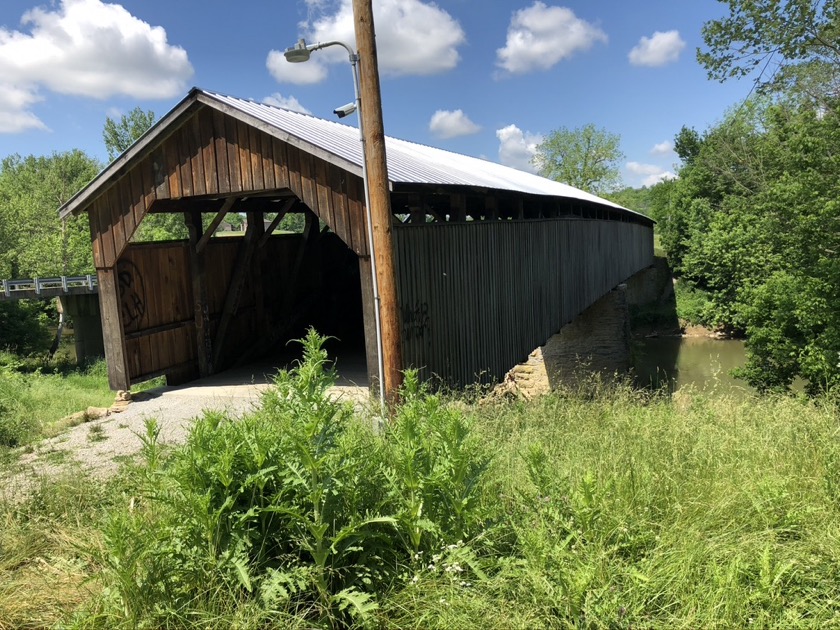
402;301;430;340
117;260;146;332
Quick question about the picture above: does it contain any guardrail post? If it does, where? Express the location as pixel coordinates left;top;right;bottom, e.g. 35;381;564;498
62;276;68;292
34;277;40;295
2;280;7;297
87;274;94;291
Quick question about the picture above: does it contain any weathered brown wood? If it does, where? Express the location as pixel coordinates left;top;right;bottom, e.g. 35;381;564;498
198;108;218;194
196;197;237;253
238;120;254;191
225;113;241;192
280;211;317;318
178;125;194;198
212;109;231;193
88;199;104;269
259;198;296;247
189;114;207;196
97;266;130;391
186;210;213;376
354;0;404;400
272;137;290;189
260;130;275;189
211;213;260;368
249;126;265;190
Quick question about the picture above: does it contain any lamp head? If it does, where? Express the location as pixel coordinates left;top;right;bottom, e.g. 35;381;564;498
284;39;312;63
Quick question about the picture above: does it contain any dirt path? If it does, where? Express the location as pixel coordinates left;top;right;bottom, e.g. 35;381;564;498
1;359;371;502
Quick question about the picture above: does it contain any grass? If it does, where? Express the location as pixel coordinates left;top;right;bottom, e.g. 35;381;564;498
2;334;840;627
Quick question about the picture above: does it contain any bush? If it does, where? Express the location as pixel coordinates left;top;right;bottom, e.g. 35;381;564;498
92;330;493;628
0;300;53;356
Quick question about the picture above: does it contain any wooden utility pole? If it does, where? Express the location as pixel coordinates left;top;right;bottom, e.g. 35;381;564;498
352;0;403;399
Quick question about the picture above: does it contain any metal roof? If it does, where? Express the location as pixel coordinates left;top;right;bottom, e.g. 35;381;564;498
204;90;635;213
59;87;648;220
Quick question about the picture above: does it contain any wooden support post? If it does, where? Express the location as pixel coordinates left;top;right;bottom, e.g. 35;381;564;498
259;198;296;248
450;193;467;222
212;211;261;368
96;267;130;391
408;193;424;224
353;0;403;400
485;196;499;220
186;210;213;377
197;197;236;253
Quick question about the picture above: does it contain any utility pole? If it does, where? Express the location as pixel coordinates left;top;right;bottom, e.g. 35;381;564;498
352;0;403;400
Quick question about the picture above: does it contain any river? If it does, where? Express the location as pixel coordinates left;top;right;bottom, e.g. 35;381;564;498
633;336;754;397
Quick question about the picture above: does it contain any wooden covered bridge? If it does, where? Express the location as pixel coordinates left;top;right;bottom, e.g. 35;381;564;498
59;88;653;392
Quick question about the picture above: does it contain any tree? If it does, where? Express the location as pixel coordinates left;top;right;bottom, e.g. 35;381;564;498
698;0;840;104
0;151;101;278
657;98;840;393
533;124;624;195
103;107;156;161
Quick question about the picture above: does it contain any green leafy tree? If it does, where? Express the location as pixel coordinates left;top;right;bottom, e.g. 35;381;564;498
658;97;840;393
699;0;840;104
0;151;101;279
103;107;156;161
533;124;625;195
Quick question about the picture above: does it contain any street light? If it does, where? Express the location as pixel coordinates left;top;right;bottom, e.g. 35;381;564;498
284;38;386;411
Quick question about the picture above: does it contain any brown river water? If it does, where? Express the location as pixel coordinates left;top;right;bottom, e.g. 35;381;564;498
633;336;754;397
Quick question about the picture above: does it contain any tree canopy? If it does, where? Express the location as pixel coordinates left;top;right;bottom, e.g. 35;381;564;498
103;107;157;162
533;124;624;195
699;0;840;104
0;151;101;279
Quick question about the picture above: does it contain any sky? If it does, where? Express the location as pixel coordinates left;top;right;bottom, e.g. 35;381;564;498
0;0;754;189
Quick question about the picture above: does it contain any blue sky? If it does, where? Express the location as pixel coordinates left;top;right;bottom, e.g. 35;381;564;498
0;0;752;188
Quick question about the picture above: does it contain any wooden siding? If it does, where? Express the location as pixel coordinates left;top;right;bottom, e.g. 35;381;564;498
88;106;369;271
118;235;309;383
394;218;654;386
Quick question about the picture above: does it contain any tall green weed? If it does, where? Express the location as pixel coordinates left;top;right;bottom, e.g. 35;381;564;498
91;330;493;628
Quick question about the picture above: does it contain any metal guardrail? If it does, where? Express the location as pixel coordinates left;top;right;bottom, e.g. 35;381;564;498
1;275;98;298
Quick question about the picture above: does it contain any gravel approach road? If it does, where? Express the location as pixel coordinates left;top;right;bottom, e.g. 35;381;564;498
2;355;371;502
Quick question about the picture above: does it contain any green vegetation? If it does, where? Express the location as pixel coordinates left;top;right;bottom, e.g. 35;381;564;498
2;332;840;628
533;123;624;195
0;358;113;448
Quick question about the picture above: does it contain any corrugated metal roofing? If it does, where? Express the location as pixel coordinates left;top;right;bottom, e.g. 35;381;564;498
203;90;636;214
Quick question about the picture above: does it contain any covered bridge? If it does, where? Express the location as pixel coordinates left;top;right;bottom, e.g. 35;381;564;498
59;88;654;392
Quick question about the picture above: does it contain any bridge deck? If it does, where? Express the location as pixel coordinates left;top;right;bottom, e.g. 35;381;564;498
0;276;98;301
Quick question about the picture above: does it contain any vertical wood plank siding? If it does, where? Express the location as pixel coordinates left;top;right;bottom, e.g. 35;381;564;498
394;219;654;386
87;107;368;271
119;235;306;383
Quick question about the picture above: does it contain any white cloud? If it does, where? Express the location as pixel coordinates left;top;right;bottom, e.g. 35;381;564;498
429;109;480;139
626;161;676;187
0;0;192;133
650;140;674;156
496;2;607;75
628;30;685;67
267;0;465;85
262;93;312;115
0;84;47;133
496;124;542;173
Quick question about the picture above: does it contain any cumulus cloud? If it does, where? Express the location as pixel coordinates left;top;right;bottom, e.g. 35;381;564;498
650;140;674;156
626;161;676;187
496;124;542;173
628;30;685;67
262;93;312;115
0;0;193;133
268;0;465;85
429;109;480;139
496;2;607;75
